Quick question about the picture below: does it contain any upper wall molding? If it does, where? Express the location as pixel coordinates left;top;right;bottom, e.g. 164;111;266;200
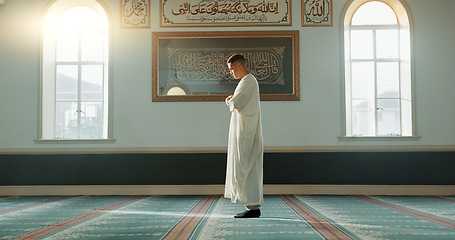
1;145;455;154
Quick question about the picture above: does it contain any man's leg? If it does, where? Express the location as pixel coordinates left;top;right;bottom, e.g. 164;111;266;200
245;205;260;211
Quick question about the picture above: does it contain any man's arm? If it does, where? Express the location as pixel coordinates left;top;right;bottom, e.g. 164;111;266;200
226;79;252;112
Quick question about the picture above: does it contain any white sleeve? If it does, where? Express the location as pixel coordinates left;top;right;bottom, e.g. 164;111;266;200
228;78;252;112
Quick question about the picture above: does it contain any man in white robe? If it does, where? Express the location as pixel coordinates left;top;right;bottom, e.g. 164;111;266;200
224;54;263;218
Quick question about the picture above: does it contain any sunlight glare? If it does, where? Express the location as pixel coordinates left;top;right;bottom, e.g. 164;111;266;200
167;87;187;95
352;1;397;25
58;6;104;31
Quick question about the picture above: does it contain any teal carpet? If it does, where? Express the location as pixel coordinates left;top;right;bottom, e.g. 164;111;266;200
1;195;454;239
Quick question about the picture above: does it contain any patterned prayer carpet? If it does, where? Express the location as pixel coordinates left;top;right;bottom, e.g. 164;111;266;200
1;195;455;239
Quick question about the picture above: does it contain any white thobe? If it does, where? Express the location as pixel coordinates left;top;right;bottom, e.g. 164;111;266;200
224;74;263;206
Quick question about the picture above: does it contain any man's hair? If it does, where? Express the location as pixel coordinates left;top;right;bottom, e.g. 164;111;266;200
227;54;245;64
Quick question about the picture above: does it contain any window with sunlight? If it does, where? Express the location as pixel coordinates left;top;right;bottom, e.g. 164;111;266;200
343;0;413;137
41;0;110;140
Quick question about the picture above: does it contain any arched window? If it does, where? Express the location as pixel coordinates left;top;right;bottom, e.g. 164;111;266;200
342;0;414;137
41;0;111;140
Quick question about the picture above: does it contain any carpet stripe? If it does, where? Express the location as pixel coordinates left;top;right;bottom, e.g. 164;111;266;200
14;195;146;240
430;196;455;204
162;195;218;240
0;196;76;215
279;195;355;240
354;196;455;229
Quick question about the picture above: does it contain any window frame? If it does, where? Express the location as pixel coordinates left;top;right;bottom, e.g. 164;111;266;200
37;0;114;143
339;0;419;140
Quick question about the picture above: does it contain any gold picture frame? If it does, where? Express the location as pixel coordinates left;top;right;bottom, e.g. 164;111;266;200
120;0;151;28
160;0;292;27
152;31;300;102
302;0;333;26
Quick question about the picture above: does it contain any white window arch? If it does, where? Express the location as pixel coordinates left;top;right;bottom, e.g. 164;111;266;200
40;0;111;140
342;0;414;137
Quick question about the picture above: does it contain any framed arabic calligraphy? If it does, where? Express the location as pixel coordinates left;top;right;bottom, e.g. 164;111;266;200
302;0;332;26
152;31;300;102
160;0;291;27
120;0;150;28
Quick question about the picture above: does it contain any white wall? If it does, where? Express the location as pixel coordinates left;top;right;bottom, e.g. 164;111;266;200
0;0;454;150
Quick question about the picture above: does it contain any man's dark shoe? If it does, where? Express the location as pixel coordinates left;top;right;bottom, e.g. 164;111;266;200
234;209;261;218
